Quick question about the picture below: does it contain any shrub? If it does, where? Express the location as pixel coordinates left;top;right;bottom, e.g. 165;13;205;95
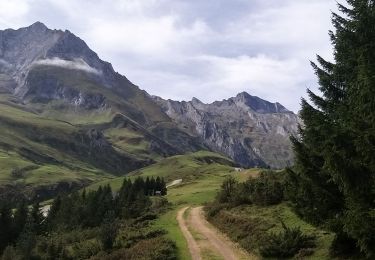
207;209;272;252
93;237;177;260
205;202;228;218
244;171;284;206
259;224;316;258
329;232;359;258
216;176;238;203
71;239;102;259
1;246;20;260
214;171;285;207
11;168;23;178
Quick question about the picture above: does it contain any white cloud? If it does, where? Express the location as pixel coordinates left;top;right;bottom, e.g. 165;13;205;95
0;0;30;27
33;58;101;75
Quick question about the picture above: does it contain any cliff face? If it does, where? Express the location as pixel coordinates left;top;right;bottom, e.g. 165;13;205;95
153;92;299;169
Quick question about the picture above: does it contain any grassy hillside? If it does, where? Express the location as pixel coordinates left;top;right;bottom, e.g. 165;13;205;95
86;151;236;192
0;94;153;202
86;153;334;259
85;151;252;260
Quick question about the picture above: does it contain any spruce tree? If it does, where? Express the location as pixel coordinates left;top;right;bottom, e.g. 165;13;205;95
0;204;14;252
30;202;44;234
13;200;28;240
99;210;118;250
16;214;36;259
288;0;375;257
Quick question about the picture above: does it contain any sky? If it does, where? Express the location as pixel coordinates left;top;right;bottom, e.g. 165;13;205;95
0;0;340;112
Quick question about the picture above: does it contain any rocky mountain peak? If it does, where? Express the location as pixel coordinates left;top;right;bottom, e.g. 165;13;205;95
153;93;299;169
0;22;121;98
28;21;48;31
232;91;291;114
191;97;203;105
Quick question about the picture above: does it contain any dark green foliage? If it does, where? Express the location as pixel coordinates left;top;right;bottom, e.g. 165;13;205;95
30;202;44;234
205;207;272;253
0;176;169;258
329;232;359;258
0;204;14;253
216;176;238;203
243;171;284;206
215;171;284;206
259;224;316;258
16;215;37;259
1;246;19;260
13;200;28;241
93;236;177;260
99;211;118;250
288;0;375;257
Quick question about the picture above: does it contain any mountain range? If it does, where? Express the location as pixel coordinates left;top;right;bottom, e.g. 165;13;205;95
0;22;299;201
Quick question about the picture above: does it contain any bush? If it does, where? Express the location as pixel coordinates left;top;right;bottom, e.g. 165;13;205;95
10;168;23;178
214;171;285;207
207;209;272;253
216;176;238;203
259;224;316;258
329;232;359;258
93;237;177;260
1;246;20;260
71;239;102;259
205;202;228;218
244;171;284;206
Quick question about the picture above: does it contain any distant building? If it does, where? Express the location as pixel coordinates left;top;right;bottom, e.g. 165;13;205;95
155;191;162;196
234;167;243;172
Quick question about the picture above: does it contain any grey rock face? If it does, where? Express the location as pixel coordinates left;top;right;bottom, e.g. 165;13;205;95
0;22;119;104
153;93;300;169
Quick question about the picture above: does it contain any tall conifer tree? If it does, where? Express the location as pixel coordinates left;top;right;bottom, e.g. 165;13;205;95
288;0;375;257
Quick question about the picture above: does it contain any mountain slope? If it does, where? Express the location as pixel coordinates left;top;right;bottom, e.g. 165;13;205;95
0;22;204;201
153;92;299;168
0;22;299;202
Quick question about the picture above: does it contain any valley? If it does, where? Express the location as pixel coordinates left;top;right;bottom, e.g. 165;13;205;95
2;4;374;258
79;151;333;259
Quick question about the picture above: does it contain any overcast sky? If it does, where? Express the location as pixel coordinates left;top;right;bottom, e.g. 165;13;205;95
0;0;340;112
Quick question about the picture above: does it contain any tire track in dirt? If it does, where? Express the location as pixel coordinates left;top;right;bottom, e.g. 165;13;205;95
177;207;202;260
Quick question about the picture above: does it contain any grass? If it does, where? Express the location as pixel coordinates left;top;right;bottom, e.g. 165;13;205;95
0;94;120;195
207;203;334;259
153;208;191;260
104;127;158;160
84;151;238;259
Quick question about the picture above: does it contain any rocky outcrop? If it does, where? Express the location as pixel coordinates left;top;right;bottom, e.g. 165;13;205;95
153;92;299;169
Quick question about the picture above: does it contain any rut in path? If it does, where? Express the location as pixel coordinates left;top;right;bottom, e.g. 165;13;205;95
177;207;202;260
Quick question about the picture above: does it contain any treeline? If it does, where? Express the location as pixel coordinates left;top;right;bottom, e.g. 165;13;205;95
0;176;171;259
0;201;43;256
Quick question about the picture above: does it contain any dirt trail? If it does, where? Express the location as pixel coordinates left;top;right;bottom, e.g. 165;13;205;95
189;206;256;260
177;207;202;260
178;206;257;260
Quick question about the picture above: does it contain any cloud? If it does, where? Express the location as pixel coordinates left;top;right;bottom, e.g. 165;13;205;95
0;0;341;112
0;0;30;27
33;58;101;75
0;59;11;67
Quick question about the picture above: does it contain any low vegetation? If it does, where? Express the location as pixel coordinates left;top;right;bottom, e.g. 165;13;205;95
206;170;333;259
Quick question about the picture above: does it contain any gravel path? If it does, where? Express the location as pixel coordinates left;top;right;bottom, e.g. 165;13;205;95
178;206;257;260
177;207;202;260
